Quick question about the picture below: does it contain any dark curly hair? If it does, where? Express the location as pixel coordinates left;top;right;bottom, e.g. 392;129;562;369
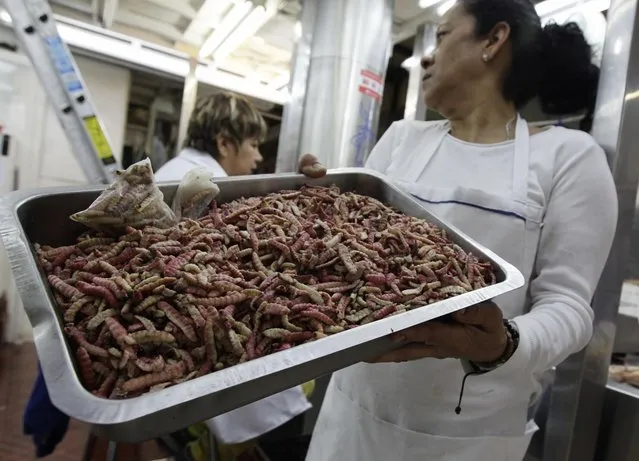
461;0;600;130
184;91;267;159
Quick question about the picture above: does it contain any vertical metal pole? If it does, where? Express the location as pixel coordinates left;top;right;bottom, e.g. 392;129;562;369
300;0;394;169
540;1;639;460
275;0;317;173
177;57;199;151
404;23;436;121
277;0;394;171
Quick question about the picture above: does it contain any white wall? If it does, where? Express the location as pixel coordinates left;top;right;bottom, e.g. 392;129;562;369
0;50;27;343
5;51;131;188
0;47;131;343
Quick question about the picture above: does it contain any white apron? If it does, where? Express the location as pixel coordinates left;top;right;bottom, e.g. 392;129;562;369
306;117;544;461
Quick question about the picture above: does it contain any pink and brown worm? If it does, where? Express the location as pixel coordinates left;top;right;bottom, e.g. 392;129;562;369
39;185;497;399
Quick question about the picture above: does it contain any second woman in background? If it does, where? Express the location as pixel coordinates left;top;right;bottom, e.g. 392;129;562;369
155;92;264;181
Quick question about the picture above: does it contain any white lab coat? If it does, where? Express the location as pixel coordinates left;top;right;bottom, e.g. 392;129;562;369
155;147;312;444
306;117;617;461
154;148;227;182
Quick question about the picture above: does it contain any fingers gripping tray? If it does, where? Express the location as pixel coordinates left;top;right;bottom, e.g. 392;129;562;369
0;169;524;442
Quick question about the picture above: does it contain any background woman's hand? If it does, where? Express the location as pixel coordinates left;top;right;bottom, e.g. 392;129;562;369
371;302;509;364
298;153;327;178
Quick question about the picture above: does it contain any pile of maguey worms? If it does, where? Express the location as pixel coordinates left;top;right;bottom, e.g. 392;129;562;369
37;185;497;398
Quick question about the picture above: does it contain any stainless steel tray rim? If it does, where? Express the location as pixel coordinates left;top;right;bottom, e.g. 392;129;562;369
42;272;522;426
0;170;525;438
43;282;518;425
0;167;524;288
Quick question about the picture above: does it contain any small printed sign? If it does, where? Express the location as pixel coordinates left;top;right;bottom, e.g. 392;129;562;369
358;69;383;101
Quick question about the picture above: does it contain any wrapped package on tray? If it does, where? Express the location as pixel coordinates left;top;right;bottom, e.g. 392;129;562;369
71;159;177;235
171;167;220;220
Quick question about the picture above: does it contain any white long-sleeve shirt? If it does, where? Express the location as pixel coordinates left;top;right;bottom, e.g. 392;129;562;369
365;120;618;379
155;148;227;182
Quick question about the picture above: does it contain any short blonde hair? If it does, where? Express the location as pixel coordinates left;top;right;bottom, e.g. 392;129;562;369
184;91;267;158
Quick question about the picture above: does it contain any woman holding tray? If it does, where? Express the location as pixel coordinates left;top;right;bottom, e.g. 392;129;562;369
298;1;617;460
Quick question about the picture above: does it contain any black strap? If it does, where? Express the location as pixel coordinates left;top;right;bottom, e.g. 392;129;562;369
455;370;483;415
455;320;519;414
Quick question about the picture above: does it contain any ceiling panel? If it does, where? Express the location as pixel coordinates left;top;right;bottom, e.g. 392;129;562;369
47;0;439;88
395;0;427;22
257;13;296;55
122;1;183;25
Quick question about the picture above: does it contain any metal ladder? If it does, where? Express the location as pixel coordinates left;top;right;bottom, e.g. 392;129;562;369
3;0;120;184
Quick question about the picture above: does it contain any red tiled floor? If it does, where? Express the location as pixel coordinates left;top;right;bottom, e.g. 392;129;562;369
0;342;169;460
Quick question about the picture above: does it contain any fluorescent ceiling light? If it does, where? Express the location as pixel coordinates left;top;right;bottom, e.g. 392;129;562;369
209;0;234;27
198;0;252;59
535;0;610;17
0;8;12;24
437;0;456;16
183;0;233;44
213;5;276;63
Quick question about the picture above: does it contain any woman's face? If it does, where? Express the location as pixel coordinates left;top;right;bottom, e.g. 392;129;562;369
222;138;263;176
420;4;489;115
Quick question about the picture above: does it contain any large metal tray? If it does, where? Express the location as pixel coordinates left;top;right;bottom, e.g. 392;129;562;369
0;169;524;442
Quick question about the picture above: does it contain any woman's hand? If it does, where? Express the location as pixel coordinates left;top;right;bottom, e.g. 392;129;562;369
371;302;509;364
298;153;327;178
